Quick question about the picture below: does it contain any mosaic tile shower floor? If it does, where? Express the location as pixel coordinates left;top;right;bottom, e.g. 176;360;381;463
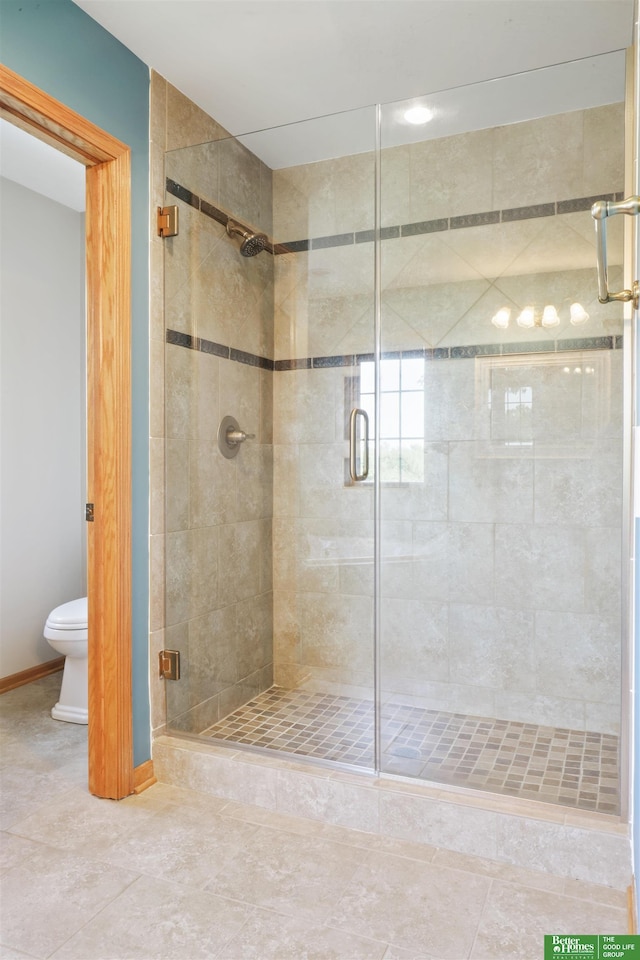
203;687;620;815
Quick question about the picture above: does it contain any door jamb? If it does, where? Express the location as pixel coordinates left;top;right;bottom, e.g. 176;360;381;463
0;64;133;800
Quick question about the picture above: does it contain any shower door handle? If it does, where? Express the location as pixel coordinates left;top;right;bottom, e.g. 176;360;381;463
349;408;369;482
591;196;640;306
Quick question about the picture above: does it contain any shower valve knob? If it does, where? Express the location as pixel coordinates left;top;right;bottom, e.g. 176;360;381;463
218;415;255;458
226;427;255;445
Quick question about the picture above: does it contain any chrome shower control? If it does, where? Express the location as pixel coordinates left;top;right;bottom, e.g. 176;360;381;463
218;415;255;458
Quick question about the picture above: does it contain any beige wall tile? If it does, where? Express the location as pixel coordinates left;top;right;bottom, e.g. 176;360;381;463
149;70;167;151
449;602;536;694
493;111;583;209
534;611;621;707
149;438;165;537
583;102;625;197
165;81;230;152
410;127;494;221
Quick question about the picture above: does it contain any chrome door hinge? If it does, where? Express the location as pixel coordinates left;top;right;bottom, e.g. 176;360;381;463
157;205;179;238
159;649;181;680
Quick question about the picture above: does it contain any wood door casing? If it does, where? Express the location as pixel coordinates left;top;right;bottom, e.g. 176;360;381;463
0;64;134;799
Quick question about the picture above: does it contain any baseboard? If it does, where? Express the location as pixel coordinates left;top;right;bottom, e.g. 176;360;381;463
133;759;156;795
629;882;638;934
0;658;64;695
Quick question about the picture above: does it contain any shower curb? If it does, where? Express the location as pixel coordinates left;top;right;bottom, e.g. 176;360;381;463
153;734;630;891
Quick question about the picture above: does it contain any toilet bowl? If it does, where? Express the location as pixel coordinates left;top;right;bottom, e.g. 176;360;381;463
44;597;88;724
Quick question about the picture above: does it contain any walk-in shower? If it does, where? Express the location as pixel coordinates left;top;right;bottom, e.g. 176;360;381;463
161;52;627;819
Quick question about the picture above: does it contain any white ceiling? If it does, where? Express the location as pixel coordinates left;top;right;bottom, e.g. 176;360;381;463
71;0;635;166
0;120;86;211
1;0;634;205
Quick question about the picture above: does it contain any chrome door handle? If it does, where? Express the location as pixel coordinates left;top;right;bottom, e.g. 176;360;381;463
591;196;640;306
349;408;369;482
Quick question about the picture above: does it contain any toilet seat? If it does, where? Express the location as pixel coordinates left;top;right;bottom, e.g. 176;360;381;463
44;597;87;641
45;597;87;630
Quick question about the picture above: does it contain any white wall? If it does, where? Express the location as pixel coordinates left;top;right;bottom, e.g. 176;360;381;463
0;176;86;677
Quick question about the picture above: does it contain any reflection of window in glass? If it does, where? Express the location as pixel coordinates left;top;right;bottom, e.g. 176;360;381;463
360;357;425;483
477;353;612;459
502;384;533;447
486;367;534;447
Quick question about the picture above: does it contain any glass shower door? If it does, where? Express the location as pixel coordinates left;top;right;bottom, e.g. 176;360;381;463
162;107;379;769
377;56;625;814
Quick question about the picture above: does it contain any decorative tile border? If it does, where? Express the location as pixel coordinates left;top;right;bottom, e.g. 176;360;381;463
166;177;624;255
166;178;288;255
280;193;623;252
167;329;622;371
166;328;274;370
165;177;624;371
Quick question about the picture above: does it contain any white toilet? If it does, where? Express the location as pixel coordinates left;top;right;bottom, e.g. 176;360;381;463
44;596;88;724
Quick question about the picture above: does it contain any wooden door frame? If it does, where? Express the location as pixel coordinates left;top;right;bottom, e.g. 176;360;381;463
0;64;133;799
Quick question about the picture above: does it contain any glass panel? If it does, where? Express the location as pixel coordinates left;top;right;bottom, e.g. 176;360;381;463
379;54;624;814
163;105;377;770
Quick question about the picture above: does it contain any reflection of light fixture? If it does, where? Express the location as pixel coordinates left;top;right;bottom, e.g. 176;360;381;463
491;308;510;329
516;307;535;328
404;105;434;125
569;302;589;325
490;301;589;330
541;305;560;327
563;365;595;375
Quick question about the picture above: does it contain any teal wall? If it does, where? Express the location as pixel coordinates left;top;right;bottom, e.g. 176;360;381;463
0;0;151;766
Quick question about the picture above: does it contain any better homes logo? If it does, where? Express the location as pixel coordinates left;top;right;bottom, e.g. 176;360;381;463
544;936;598;959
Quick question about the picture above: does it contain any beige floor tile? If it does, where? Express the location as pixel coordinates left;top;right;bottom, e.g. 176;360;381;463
7;785;169;858
0;841;138;959
49;874;251;960
216;909;388;959
383;947;434;960
1;677;632;960
97;802;261;891
327;850;490;958
210;827;363;921
0;765;79;832
470;879;628;959
0;945;37;959
0;832;41;875
431;846;566;893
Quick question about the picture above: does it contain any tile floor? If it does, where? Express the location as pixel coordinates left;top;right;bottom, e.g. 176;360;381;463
1;675;628;960
203;688;620;814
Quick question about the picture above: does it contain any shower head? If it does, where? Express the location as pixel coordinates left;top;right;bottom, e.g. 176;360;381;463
226;220;268;258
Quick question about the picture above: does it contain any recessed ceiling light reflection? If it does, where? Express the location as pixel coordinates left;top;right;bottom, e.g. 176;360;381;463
404;105;434;125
